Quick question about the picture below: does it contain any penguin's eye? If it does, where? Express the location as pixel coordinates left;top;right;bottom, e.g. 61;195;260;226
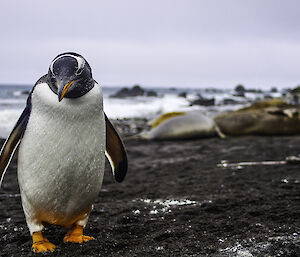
76;67;84;76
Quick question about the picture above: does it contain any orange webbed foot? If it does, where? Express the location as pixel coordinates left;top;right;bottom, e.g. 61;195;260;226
64;224;94;243
32;231;56;253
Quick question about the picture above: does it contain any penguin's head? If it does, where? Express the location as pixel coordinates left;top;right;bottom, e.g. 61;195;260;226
48;52;94;101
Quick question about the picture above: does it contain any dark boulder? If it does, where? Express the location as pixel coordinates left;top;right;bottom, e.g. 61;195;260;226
110;85;158;98
131;85;145;96
146;90;158;97
222;98;241;105
178;92;187;98
234;84;245;97
271;87;278;93
190;95;215;106
233;91;245;97
111;87;131;98
263;94;273;100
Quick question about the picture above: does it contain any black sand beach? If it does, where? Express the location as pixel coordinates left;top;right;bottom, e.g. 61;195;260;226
0;121;300;256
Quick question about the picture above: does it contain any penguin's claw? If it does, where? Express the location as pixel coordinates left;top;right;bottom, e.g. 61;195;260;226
32;231;56;253
64;234;94;243
82;235;94;242
32;241;56;253
63;224;94;243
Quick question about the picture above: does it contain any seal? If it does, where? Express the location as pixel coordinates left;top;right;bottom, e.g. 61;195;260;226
214;100;300;135
137;110;225;140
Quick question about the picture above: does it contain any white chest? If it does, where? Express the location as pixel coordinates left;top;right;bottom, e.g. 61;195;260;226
17;83;106;219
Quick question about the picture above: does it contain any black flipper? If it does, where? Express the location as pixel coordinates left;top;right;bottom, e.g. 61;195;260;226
105;113;128;182
0;103;31;187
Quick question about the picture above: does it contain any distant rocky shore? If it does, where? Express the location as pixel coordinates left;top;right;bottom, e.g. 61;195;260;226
109;84;300;107
19;83;300;108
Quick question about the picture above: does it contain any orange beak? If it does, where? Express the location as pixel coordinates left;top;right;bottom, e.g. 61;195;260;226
58;80;74;102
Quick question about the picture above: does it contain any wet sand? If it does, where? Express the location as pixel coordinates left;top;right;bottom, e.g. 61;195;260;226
0;131;300;256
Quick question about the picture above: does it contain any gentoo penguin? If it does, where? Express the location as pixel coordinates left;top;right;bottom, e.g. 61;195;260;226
0;52;127;253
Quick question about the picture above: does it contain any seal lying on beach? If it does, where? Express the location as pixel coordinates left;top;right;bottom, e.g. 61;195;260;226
135;110;225;140
214;100;300;135
0;52;128;253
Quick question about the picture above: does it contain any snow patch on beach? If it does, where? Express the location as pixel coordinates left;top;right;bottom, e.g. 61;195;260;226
133;198;210;215
150;199;197;207
220;243;256;257
219;234;300;257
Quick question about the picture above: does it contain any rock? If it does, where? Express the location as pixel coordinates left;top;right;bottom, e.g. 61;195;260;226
190;95;215;106
110;85;157;98
222;98;241;105
205;88;223;93
246;88;262;93
271;87;278;93
131;85;145;96
178;92;187;98
233;91;245;97
292;94;299;105
234;84;246;97
290;86;300;94
287;85;300;105
235;84;245;93
263;94;273;99
146;90;158;97
110;87;130;98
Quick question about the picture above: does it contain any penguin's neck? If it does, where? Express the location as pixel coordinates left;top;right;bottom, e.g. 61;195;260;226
31;82;103;121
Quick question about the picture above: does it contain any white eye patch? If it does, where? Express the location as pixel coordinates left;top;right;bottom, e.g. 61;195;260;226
50;54;85;74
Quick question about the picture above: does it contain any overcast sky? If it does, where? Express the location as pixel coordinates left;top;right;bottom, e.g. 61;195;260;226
1;0;300;89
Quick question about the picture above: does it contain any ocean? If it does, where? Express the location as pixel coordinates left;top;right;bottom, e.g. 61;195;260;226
0;84;280;138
